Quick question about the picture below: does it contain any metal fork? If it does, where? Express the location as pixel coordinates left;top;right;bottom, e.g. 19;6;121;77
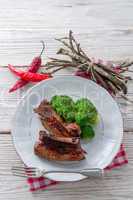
12;166;104;178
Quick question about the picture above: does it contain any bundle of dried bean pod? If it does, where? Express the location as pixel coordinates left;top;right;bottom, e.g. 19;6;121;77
44;30;133;102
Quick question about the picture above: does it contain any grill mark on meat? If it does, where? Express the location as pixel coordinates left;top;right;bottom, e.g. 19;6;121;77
42;116;67;133
34;142;85;161
40;117;70;138
49;119;67;133
39;131;83;155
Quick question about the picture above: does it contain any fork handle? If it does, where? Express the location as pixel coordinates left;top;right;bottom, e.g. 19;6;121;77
79;168;104;177
42;168;104;177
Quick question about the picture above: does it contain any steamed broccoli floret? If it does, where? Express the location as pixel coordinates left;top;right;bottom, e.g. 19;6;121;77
75;111;99;127
65;111;75;122
75;98;98;125
75;98;97;112
81;125;95;139
75;111;89;127
51;95;74;108
87;112;100;125
50;95;75;122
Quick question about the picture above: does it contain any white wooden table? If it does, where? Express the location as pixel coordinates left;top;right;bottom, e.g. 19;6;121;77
0;0;133;199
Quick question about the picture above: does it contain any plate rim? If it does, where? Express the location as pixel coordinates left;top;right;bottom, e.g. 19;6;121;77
11;75;123;181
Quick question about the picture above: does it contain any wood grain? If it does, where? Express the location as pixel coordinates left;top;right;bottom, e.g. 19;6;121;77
0;133;132;200
0;0;133;199
0;0;132;65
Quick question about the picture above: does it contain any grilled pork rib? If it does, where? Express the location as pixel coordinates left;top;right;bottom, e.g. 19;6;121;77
34;131;85;161
34;100;81;144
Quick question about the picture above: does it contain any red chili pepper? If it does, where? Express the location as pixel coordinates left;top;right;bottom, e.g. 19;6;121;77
9;79;28;93
21;71;51;82
9;41;45;93
28;41;45;73
8;64;51;82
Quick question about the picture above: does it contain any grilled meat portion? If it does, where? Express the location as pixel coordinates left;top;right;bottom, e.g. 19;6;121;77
65;123;81;136
39;130;81;154
34;100;86;161
34;100;80;144
34;131;85;161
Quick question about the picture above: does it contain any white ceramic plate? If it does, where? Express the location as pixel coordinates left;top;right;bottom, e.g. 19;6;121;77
11;75;123;182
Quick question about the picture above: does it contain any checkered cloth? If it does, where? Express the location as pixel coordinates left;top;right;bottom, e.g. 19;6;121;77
27;144;128;191
27;65;128;192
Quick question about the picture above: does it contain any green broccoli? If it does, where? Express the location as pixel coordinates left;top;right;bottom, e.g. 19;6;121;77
75;98;99;125
65;111;75;122
51;95;74;108
87;112;100;125
75;98;97;112
81;125;95;139
75;111;89;127
50;95;75;122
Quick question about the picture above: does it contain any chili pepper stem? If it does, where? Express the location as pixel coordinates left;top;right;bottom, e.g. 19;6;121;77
39;40;45;57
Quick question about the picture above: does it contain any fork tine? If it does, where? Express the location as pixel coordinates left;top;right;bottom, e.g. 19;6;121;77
12;166;36;170
12;169;36;176
25;171;36;175
12;167;36;173
12;171;28;177
13;173;28;178
12;167;25;171
24;166;36;170
12;170;37;178
11;167;37;176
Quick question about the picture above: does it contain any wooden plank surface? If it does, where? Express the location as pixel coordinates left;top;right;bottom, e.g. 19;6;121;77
0;0;133;65
0;0;133;199
0;133;132;200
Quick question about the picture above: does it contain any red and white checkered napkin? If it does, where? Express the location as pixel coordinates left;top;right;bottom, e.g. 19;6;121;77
27;63;128;191
27;144;128;192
